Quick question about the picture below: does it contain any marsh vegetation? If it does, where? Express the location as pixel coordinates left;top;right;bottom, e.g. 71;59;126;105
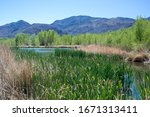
0;46;149;100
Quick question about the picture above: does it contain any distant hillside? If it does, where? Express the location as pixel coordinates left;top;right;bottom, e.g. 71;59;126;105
51;16;135;35
0;20;64;38
147;17;150;20
1;15;150;38
0;20;30;38
22;23;64;35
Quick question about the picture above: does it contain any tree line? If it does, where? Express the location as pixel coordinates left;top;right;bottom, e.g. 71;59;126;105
14;18;150;51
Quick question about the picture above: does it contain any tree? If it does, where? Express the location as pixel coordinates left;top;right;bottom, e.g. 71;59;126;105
135;17;144;42
38;31;46;46
61;35;72;45
15;36;19;47
15;33;29;46
38;30;58;46
47;30;54;46
30;34;36;46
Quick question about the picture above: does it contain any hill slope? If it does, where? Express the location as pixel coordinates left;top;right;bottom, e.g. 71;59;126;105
0;20;30;38
0;20;63;38
51;16;135;34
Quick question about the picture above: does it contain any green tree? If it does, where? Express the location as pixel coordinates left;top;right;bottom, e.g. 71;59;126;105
15;36;19;47
135;17;144;42
47;30;54;46
30;34;36;46
38;31;46;46
38;30;58;46
15;33;29;46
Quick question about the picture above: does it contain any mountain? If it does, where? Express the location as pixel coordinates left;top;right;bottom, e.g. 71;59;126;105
22;23;64;35
51;16;135;35
0;20;64;38
147;17;150;20
0;20;30;38
1;15;150;38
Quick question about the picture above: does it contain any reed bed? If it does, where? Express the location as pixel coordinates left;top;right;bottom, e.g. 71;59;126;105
1;47;150;100
0;46;32;99
13;49;148;100
77;45;128;55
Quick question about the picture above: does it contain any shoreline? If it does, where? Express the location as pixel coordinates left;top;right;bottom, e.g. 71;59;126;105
17;44;128;56
18;45;79;49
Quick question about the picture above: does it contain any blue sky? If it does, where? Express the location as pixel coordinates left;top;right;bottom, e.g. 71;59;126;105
0;0;150;25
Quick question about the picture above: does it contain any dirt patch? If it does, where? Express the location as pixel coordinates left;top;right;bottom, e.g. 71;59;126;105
77;45;128;55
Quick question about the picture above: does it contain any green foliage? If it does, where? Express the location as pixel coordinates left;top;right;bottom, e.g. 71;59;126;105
15;36;19;47
38;30;58;46
55;49;86;58
38;31;46;46
30;34;36;46
135;17;145;42
60;35;73;45
13;49;150;99
15;33;30;46
0;38;15;46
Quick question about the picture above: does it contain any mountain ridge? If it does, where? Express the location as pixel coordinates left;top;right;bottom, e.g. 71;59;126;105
51;16;135;35
0;16;149;38
0;20;64;38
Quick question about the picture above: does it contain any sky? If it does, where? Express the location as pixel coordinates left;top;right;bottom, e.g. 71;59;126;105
0;0;150;25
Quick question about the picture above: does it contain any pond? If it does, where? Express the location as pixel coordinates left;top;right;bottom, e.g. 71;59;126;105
20;47;73;53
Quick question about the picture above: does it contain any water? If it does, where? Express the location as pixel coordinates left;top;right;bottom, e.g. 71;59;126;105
20;47;73;53
130;79;141;100
125;61;150;99
124;74;142;100
124;60;150;100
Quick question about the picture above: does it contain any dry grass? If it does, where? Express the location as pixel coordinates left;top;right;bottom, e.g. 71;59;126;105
0;46;33;99
77;45;128;55
125;52;150;62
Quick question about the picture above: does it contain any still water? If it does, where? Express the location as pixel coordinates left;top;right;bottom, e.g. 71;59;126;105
20;47;73;53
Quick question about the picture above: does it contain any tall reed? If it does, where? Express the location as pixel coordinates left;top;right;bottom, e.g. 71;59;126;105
0;46;32;99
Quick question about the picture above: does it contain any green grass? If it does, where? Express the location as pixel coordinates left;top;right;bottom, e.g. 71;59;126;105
0;38;15;46
12;49;150;100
